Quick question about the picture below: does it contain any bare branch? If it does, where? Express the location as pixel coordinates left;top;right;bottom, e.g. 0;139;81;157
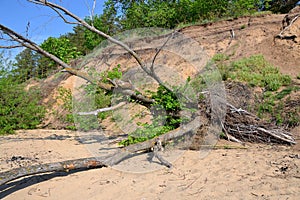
84;0;97;26
150;31;175;73
276;14;299;39
223;103;296;145
226;102;259;119
0;24;68;68
48;6;81;25
0;45;23;49
28;0;149;74
77;101;127;115
26;22;30;37
27;0;174;93
91;0;97;21
256;127;296;144
221;121;243;144
149;30;176;93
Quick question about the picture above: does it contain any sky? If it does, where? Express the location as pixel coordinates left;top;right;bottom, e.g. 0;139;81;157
0;0;106;58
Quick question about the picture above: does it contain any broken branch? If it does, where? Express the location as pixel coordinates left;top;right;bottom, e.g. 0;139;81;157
77;102;127;115
276;14;299;39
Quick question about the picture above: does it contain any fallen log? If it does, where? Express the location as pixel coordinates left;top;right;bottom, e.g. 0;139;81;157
0;116;203;186
0;157;107;186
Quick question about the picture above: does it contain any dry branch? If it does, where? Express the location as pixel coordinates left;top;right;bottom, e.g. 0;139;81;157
101;115;202;166
152;138;173;168
28;0;172;92
0;45;23;49
0;24;154;105
276;12;299;39
0;116;202;185
77;102;127;115
0;157;106;186
222;103;296;145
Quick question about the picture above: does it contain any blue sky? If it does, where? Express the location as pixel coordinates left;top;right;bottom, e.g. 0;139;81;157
0;0;106;58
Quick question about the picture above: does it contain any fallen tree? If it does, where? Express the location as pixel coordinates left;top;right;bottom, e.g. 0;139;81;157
0;115;202;185
0;101;296;185
0;0;296;187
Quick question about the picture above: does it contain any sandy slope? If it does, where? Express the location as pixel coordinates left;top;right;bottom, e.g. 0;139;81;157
0;129;299;200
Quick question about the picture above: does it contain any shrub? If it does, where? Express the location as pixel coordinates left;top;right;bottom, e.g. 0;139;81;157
0;77;45;134
215;55;291;91
119;84;193;146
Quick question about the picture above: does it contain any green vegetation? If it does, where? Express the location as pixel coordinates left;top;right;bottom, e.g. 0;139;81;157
214;54;291;91
118;121;174;146
117;0;267;29
55;66;122;131
119;85;193;146
264;89;298;127
0;81;45;134
100;64;123;83
40;37;82;78
0;53;45;134
56;87;76;130
259;86;300;126
275;86;299;100
1;0;298;135
13;48;40;82
213;53;299;127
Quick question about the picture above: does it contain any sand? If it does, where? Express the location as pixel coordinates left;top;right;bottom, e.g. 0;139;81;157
1;129;299;200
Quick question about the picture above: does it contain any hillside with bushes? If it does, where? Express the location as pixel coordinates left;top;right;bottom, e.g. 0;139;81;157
32;11;300;144
0;1;300;199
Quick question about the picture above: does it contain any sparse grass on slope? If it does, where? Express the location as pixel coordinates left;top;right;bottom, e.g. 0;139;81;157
213;54;299;127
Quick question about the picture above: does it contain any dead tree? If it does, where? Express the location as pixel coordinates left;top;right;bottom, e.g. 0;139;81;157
0;0;296;187
0;0;201;185
0;115;203;185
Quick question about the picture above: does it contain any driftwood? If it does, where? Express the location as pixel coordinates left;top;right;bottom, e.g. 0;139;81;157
0;157;106;186
0;116;202;185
